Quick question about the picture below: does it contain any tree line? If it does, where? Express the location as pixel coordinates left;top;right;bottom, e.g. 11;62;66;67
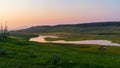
0;21;9;40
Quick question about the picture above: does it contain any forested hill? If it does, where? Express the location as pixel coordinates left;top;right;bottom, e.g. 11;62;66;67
12;22;120;34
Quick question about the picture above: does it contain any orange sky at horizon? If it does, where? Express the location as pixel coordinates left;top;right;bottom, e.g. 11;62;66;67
4;8;114;29
0;0;120;30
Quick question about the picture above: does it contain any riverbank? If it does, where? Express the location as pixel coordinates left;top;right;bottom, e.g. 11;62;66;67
0;33;120;68
30;35;120;46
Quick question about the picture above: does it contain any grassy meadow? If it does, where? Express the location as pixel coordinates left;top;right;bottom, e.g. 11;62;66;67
45;35;120;43
0;33;120;68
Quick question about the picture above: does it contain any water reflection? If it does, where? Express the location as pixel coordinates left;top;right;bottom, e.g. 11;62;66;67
30;35;120;46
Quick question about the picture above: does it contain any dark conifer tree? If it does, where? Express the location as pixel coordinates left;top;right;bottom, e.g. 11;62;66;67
0;21;9;40
4;21;9;38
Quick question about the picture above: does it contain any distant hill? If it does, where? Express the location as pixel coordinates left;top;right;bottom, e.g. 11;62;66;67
12;22;120;35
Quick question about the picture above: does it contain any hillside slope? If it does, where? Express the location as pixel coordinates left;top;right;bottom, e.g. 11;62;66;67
12;22;120;35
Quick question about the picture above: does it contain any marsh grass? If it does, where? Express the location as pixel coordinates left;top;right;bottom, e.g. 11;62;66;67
0;34;120;68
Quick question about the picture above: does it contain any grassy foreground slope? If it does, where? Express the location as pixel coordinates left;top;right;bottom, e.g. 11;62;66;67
0;34;120;68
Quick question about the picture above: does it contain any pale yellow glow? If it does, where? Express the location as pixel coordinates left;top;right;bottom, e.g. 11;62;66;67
0;0;119;29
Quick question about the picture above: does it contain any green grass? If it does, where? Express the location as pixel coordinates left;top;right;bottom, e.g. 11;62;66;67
1;34;120;68
45;35;120;43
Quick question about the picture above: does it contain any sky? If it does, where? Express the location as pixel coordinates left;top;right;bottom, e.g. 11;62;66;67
0;0;120;29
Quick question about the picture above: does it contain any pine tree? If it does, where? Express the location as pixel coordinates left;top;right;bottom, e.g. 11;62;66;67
4;21;9;37
0;21;9;40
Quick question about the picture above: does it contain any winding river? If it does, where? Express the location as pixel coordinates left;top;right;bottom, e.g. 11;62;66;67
30;35;120;46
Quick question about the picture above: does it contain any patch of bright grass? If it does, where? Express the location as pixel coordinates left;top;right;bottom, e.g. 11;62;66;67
0;34;120;68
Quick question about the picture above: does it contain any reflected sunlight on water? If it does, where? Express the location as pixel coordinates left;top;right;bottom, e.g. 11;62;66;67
30;35;120;46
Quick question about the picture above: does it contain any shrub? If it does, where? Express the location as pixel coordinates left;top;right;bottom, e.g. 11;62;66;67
0;48;7;56
51;54;61;65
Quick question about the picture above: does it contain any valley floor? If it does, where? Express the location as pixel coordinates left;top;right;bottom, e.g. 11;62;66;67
0;34;120;68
